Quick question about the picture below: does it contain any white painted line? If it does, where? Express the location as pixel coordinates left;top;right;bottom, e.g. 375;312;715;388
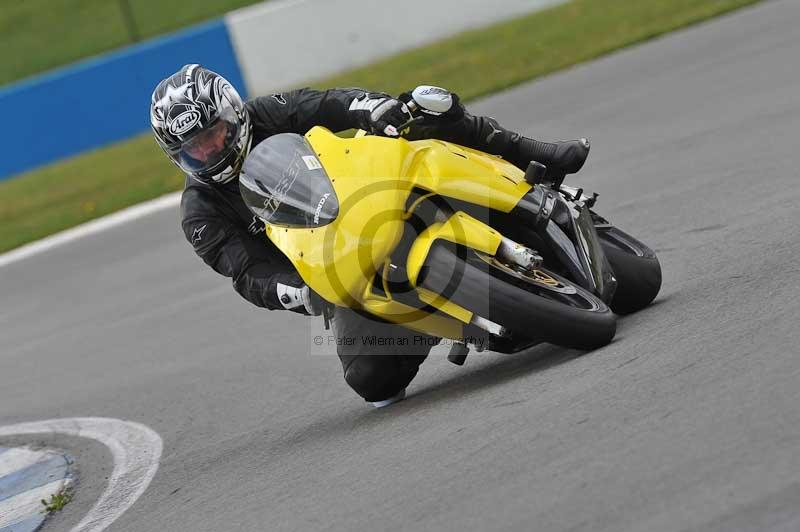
0;448;50;478
0;478;71;528
0;418;163;532
0;192;181;269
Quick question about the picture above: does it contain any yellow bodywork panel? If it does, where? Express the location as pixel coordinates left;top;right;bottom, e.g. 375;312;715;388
406;211;503;286
360;297;464;340
408;140;531;212
415;287;474;324
404;212;503;325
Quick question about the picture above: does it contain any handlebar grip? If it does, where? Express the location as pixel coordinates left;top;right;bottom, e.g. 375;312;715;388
396;115;424;133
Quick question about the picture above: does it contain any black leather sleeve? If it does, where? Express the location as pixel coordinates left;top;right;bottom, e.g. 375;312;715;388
246;87;384;139
246;87;521;162
247;87;520;163
181;191;294;310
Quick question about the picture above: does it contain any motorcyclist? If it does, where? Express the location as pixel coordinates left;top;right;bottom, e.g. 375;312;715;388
150;64;589;407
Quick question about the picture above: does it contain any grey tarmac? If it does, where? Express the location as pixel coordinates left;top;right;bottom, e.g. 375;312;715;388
1;1;799;530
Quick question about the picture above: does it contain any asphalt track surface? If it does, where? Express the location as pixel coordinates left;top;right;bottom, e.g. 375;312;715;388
1;1;799;530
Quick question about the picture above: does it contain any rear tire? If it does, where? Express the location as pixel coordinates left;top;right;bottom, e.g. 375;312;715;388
596;226;662;315
419;243;616;350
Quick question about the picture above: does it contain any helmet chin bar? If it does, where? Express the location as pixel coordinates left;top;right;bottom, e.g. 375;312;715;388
212;165;237;183
207;152;242;184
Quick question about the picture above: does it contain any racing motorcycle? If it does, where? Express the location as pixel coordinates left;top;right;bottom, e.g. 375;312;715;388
240;87;661;363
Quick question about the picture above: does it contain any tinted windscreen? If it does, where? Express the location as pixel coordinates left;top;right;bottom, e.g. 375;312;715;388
239;133;338;228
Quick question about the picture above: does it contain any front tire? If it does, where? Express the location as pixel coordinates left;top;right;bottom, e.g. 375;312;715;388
419;243;616;350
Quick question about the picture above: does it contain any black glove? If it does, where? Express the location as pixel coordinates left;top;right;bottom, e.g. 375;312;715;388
270;272;325;316
348;93;414;137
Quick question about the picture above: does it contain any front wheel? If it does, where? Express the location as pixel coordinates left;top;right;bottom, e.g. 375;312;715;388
419;243;616;350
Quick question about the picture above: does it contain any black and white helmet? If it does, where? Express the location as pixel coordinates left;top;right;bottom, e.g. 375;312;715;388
150;64;252;184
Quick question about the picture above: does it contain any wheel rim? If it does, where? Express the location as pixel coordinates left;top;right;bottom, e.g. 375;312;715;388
473;251;603;311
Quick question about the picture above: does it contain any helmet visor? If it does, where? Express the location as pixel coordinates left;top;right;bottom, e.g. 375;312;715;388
176;106;241;175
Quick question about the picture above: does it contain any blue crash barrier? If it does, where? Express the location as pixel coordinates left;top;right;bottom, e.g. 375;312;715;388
0;19;245;180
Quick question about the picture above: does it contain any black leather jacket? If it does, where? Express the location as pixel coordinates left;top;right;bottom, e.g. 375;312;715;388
180;87;523;310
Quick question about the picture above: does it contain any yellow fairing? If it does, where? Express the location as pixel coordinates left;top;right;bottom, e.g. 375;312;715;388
263;127;529;339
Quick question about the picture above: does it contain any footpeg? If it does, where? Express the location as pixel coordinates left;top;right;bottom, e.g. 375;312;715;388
524;161;548;185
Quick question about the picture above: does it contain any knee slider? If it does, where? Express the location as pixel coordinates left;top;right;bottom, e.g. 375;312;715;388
343;356;416;402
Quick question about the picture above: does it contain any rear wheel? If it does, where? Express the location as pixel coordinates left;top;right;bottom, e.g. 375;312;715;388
419;243;616;350
596;225;662;314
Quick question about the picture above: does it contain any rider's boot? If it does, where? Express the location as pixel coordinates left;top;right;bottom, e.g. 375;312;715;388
453;115;590;175
415;113;590;176
510;136;591;176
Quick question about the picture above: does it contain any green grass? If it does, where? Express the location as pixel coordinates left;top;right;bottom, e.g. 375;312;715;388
0;0;264;86
41;487;73;514
0;134;184;252
0;0;764;253
318;0;761;101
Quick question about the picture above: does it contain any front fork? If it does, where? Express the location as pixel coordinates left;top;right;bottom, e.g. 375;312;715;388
509;185;618;301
